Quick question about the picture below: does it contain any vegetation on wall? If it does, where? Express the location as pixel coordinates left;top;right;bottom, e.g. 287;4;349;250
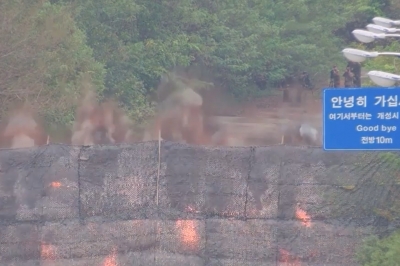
353;151;400;265
357;230;400;266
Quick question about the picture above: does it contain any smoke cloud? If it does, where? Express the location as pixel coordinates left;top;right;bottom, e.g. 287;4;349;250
0;105;47;149
71;91;135;145
0;73;321;148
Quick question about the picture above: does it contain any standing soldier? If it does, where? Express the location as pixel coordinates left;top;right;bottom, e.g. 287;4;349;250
347;61;362;87
343;67;354;88
301;71;312;89
330;66;340;88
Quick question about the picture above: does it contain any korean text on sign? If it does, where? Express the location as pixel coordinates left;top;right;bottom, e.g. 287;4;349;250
328;113;372;120
374;95;399;107
361;137;376;144
377;112;399;119
324;88;400;151
331;96;367;108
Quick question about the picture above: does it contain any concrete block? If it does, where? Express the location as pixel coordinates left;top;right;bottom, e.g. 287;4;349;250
0;224;40;262
276;221;366;265
79;143;158;219
157;219;205;256
0;145;80;222
205;219;276;264
159;143;250;219
41;220;157;260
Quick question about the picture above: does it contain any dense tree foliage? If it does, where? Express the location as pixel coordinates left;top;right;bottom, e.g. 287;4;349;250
3;0;400;124
72;0;383;96
354;152;400;265
50;0;393;115
357;230;400;266
0;1;105;124
357;41;400;86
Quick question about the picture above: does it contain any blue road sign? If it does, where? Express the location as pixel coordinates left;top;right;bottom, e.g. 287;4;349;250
323;87;400;151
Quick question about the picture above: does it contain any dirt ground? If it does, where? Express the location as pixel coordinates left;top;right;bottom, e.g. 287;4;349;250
200;85;323;146
241;90;321;118
203;84;321;116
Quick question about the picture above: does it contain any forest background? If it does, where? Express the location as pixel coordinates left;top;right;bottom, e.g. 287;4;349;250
1;1;400;264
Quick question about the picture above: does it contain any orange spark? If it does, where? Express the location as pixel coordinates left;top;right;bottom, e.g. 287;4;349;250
103;248;117;266
176;220;199;250
279;248;301;266
295;206;311;227
40;242;56;260
50;182;62;188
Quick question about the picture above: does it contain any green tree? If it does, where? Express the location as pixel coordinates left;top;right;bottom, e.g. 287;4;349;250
50;0;397;114
69;0;197;121
357;231;400;266
0;0;105;125
336;152;400;265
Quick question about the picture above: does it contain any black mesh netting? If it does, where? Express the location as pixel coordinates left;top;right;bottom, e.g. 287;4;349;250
0;141;399;265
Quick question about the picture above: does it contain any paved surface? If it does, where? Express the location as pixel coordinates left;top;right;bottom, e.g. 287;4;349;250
0;142;395;265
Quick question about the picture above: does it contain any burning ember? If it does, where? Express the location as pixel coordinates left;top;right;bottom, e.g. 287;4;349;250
279;248;301;266
103;248;117;266
175;220;199;250
295;206;311;227
49;181;62;188
40;242;56;260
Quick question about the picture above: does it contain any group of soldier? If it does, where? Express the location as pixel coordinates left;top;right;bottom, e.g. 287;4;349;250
329;62;361;88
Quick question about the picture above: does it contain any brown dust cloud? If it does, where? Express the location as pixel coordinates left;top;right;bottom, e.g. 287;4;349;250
0;73;322;149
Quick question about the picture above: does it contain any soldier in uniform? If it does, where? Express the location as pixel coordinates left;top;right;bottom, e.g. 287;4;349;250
300;71;314;96
343;67;354;88
330;66;340;87
347;61;361;87
301;71;312;89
